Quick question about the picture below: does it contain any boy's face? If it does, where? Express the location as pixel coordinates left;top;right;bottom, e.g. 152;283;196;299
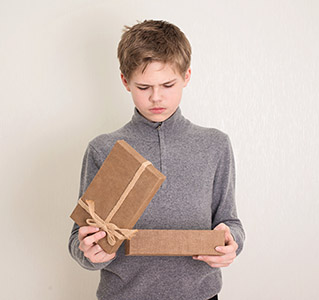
121;62;191;122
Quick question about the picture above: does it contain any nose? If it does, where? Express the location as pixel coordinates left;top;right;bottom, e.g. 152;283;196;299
149;87;161;103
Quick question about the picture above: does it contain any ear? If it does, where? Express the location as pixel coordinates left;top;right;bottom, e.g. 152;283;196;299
121;73;131;92
183;67;191;87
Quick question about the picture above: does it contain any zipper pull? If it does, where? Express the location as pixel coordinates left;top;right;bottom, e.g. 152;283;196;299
157;123;162;130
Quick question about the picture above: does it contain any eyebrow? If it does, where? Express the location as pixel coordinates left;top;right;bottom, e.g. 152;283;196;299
134;79;177;87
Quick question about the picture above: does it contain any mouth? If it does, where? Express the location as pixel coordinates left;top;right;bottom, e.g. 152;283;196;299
149;107;166;114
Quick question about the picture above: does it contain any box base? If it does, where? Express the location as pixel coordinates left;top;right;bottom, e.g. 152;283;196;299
125;229;225;256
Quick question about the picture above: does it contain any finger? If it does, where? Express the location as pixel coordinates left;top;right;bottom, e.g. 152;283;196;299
83;231;106;246
86;247;116;264
193;255;235;267
84;244;104;260
79;231;106;252
193;257;232;268
194;253;236;264
216;242;238;255
215;246;231;254
78;226;100;241
93;251;116;264
207;262;232;268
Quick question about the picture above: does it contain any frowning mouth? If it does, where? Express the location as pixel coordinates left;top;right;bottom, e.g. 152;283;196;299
149;107;166;114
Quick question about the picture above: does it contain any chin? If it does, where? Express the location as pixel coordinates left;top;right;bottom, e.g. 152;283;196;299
149;117;164;122
147;115;166;122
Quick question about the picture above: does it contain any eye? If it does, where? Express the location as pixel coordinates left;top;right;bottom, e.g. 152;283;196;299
137;87;149;90
164;84;175;88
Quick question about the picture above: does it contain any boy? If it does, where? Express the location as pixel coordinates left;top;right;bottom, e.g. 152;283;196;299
69;20;245;300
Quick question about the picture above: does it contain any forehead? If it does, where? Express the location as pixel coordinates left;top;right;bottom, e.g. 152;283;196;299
131;61;181;82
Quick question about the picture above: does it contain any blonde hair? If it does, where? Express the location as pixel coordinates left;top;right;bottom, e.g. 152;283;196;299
117;20;192;81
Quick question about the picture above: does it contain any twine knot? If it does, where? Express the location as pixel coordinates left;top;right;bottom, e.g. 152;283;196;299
84;200;137;246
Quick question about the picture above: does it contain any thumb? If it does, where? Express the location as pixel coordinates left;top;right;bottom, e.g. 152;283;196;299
213;223;228;232
213;223;234;244
224;230;234;244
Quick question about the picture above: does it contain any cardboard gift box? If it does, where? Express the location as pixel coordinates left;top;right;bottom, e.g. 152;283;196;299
70;140;166;254
125;230;225;256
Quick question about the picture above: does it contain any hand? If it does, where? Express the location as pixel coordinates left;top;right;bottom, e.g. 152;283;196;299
193;223;238;268
78;226;116;264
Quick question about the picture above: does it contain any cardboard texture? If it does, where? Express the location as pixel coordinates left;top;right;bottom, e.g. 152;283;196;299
125;230;225;256
70;140;166;254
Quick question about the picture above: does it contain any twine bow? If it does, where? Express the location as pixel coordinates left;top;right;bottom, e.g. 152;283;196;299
78;160;151;246
80;199;137;246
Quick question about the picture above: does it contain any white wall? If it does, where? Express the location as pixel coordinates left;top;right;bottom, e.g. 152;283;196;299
1;0;318;299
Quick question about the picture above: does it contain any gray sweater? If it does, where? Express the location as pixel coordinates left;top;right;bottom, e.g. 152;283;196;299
68;107;245;300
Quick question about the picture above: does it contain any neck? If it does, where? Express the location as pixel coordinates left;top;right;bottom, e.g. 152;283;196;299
129;106;189;138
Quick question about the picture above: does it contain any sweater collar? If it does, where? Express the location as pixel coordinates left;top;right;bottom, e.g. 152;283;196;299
131;107;187;133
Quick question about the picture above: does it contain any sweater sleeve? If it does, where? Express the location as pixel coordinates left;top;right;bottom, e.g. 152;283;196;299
211;135;245;256
68;144;114;270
